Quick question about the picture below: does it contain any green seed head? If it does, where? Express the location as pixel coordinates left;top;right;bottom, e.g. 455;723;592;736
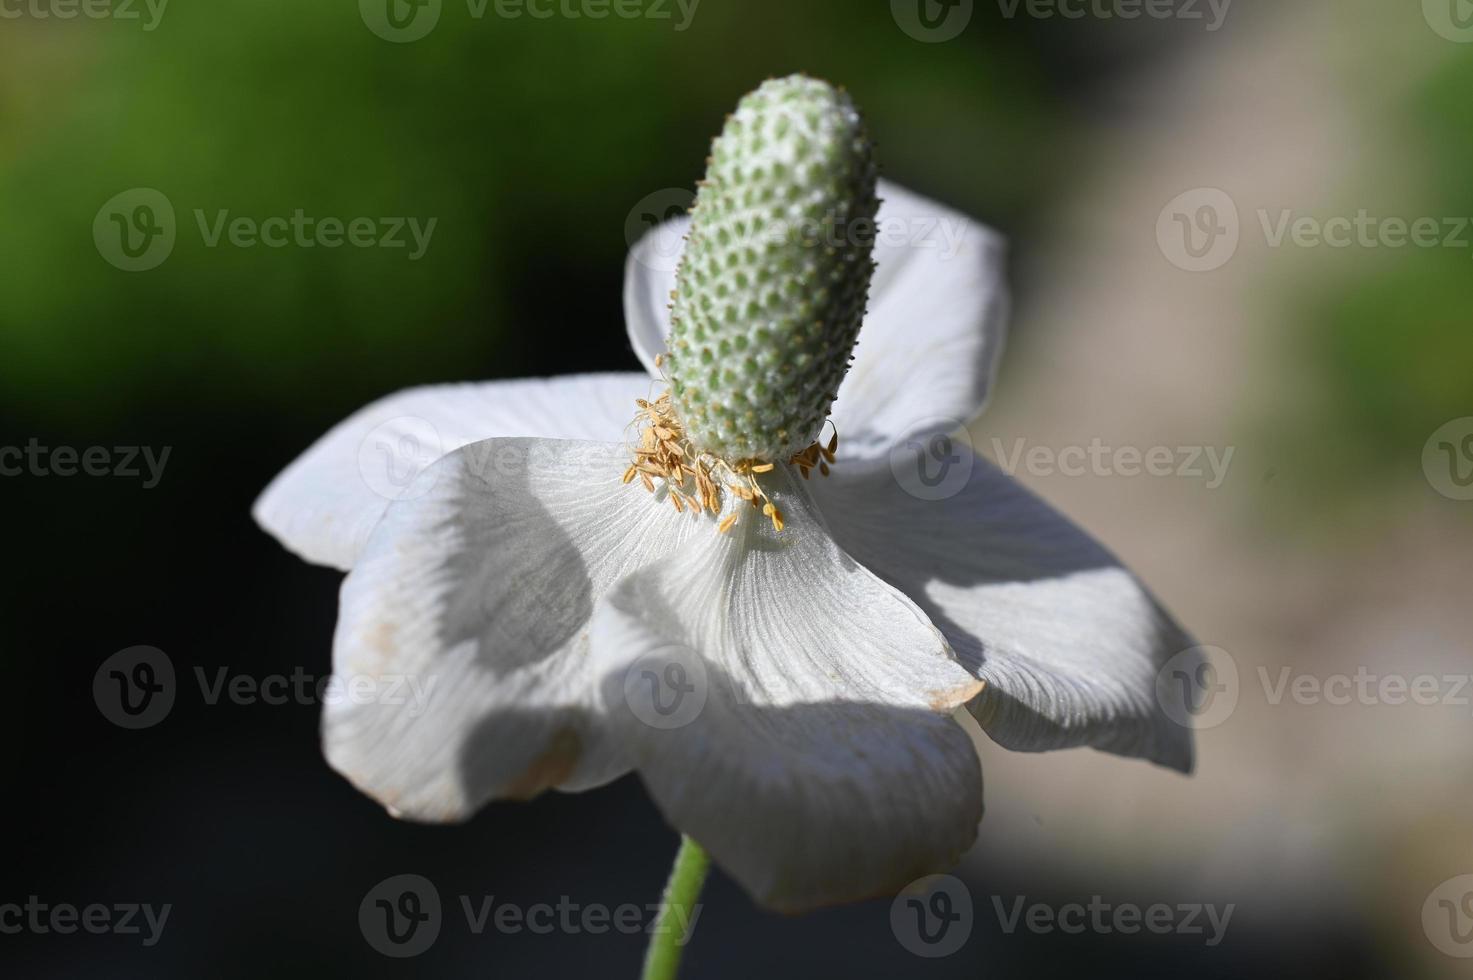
664;75;879;462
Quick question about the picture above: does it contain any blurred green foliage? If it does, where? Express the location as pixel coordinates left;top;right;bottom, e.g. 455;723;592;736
1278;49;1473;509
0;0;1058;423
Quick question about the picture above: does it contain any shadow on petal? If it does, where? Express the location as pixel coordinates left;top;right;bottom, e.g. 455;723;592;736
596;656;985;914
810;451;1197;773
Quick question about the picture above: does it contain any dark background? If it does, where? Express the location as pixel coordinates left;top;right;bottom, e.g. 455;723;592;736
3;0;1469;976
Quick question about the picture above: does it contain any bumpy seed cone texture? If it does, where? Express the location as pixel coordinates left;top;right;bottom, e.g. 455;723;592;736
665;75;879;462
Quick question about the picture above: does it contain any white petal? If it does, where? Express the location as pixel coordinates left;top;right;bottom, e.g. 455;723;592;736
831;181;1009;458
620;180;1008;456
588;466;984;910
623;213;689;377
253;373;655;570
323;438;701;822
810;452;1195;773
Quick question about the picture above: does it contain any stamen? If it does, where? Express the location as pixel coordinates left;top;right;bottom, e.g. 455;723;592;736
624;391;836;535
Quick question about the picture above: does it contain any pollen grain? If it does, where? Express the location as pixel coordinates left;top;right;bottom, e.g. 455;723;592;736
624;390;839;535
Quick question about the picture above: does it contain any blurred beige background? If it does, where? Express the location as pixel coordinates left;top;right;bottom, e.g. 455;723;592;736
964;4;1473;976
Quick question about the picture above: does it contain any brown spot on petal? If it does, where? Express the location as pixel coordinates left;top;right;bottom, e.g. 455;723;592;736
504;728;582;800
356;620;399;675
928;678;985;712
367;621;396;655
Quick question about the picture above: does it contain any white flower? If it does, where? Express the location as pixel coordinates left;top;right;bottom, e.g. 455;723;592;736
254;80;1194;914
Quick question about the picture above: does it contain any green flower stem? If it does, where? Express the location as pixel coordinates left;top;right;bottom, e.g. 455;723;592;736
640;835;710;980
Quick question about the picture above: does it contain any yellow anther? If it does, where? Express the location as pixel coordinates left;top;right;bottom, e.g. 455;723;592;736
623;387;837;536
